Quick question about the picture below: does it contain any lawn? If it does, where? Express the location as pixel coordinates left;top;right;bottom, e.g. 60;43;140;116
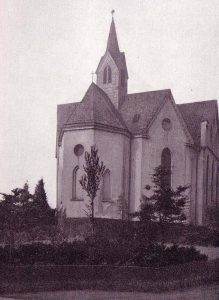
7;284;219;300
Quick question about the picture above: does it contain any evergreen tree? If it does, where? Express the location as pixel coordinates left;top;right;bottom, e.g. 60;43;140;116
34;178;49;210
135;166;189;245
0;182;33;255
33;178;56;225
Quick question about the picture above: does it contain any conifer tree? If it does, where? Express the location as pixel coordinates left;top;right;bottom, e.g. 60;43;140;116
136;166;189;245
34;178;49;210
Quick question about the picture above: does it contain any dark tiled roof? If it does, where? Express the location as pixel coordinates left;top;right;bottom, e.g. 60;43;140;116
57;83;218;147
177;100;218;145
57;83;129;143
119;90;170;135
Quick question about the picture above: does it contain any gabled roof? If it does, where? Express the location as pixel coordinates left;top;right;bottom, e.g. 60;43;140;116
178;100;218;145
119;89;170;135
57;83;129;144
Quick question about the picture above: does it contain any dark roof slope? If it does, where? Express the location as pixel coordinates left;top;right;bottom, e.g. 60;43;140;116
57;83;129;143
177;100;218;145
106;17;120;60
119;90;170;135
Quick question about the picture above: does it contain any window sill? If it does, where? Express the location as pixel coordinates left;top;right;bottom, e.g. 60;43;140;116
70;198;84;202
102;199;113;203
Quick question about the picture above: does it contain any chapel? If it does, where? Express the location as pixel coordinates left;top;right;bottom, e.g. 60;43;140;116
56;15;219;225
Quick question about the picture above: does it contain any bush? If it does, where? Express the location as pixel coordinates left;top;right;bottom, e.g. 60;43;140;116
0;239;207;267
131;243;207;267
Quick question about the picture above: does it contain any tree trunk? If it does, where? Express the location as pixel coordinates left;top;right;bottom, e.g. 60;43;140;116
91;198;95;236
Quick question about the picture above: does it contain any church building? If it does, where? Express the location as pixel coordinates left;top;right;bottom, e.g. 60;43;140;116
56;16;219;225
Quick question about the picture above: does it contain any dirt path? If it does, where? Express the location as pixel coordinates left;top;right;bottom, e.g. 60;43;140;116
6;284;219;300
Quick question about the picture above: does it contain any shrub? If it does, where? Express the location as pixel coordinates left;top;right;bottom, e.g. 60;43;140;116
0;240;208;267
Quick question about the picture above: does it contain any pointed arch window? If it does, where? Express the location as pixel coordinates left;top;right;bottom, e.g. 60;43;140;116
216;166;219;207
161;148;171;189
206;155;209;205
121;69;125;87
103;65;112;84
72;166;83;201
211;160;215;203
102;169;111;201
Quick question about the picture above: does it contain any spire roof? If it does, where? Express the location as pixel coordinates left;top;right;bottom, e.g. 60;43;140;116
106;17;120;59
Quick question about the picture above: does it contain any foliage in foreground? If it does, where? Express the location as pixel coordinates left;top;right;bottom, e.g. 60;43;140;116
79;145;105;235
0;238;207;267
0;179;56;232
134;166;189;245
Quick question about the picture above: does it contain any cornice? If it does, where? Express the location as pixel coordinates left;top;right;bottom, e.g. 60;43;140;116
58;122;131;146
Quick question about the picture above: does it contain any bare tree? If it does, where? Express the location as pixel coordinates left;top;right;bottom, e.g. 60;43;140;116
80;145;105;235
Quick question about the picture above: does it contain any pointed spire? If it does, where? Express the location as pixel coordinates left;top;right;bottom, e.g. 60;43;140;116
106;11;120;59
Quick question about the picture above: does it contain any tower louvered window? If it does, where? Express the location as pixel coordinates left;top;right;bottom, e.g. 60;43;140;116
103;65;112;84
121;69;125;87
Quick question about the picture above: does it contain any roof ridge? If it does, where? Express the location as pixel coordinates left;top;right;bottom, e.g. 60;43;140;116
127;89;171;97
58;101;81;107
178;99;218;106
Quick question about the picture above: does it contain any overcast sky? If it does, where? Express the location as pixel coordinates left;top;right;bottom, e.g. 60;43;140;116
0;0;219;207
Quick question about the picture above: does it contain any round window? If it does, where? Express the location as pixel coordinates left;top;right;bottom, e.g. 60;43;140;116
74;144;84;157
162;118;172;131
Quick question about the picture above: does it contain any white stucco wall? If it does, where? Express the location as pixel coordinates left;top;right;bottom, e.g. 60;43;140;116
57;128;130;219
57;129;95;218
130;99;193;220
94;130;130;219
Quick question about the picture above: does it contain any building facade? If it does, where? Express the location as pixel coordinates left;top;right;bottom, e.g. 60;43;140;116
56;17;219;225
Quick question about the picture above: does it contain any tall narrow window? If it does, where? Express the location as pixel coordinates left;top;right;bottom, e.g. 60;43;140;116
103;67;107;84
102;169;111;201
108;66;112;83
103;66;112;84
206;155;209;205
216;167;219;207
161;148;171;189
121;70;125;87
72;166;83;201
211;161;215;203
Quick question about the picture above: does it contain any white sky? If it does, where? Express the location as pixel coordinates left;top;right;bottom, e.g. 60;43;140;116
0;0;219;207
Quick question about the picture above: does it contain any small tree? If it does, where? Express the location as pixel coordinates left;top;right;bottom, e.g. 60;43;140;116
0;182;33;258
32;178;56;225
80;145;105;235
34;178;50;210
135;166;189;246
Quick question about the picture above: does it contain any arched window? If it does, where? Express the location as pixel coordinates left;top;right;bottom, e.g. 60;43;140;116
108;66;112;83
206;155;209;205
103;65;112;84
72;166;83;201
103;67;107;84
121;69;125;87
102;169;111;201
211;160;215;203
210;125;213;144
161;148;171;189
216;167;219;207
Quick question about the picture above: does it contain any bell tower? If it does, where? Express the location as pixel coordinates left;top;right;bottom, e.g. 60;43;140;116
96;12;128;109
